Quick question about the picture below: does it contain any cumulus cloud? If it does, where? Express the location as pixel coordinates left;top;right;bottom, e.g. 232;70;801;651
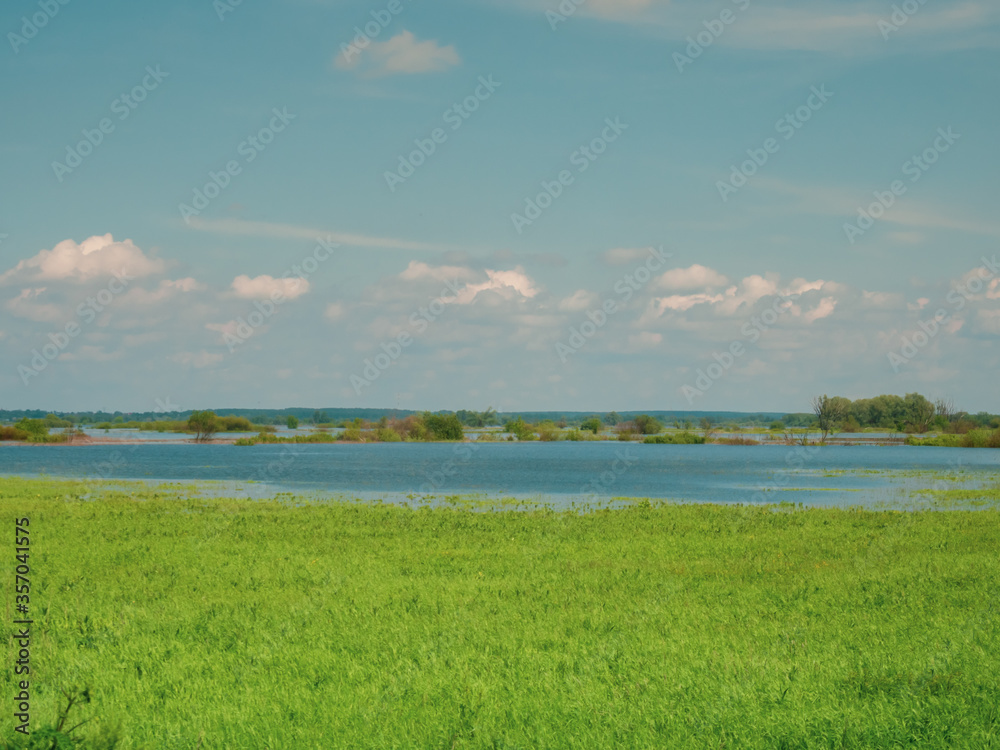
399;261;477;284
335;31;460;77
4;288;64;323
231;275;309;300
656;264;729;291
453;267;541;304
0;234;165;284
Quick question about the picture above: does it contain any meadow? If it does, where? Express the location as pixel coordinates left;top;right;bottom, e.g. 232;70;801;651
2;478;999;749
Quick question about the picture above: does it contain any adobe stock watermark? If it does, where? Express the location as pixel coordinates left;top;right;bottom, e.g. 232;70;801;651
17;269;134;385
681;291;799;404
338;0;413;64
888;254;999;372
178;107;296;223
716;85;833;202
673;0;751;73
878;0;930;40
384;75;501;192
843;127;960;245
223;236;340;353
418;442;481;494
556;246;672;363
214;0;245;21
7;0;71;54
51;66;169;183
546;0;588;30
510;117;628;234
578;447;640;495
350;279;463;394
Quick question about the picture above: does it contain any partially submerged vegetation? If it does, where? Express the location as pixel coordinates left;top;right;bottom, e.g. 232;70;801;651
2;477;998;748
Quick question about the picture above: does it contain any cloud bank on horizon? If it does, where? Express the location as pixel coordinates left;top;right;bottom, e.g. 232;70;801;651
0;0;998;412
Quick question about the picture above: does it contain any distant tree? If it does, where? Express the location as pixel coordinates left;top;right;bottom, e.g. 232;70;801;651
770;421;785;431
286;415;299;430
313;410;330;425
603;411;621;426
699;417;716;439
904;393;935;433
504;418;536;441
581;417;603;434
634;415;663;435
811;395;849;443
423;413;464;441
188;411;218;442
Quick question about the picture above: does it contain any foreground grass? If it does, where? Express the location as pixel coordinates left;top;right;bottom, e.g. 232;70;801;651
2;479;999;749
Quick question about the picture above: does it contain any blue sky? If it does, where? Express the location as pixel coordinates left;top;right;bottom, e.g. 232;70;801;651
1;0;999;413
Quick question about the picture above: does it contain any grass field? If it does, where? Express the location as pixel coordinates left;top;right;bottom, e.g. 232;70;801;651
2;478;999;749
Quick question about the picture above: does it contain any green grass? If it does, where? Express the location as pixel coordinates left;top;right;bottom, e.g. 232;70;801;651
2;478;999;749
907;430;1000;448
642;432;705;444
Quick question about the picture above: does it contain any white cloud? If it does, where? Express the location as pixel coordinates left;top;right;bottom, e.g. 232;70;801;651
4;288;63;322
335;30;460;77
399;261;477;283
558;289;599;312
231;275;309;300
802;297;837;323
656;264;729;291
0;234;165;284
453;267;540;304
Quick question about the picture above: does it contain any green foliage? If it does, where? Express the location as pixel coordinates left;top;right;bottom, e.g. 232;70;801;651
503;417;536;441
603;411;621;426
286;415;299;430
187;411;218;441
535;421;560;442
580;417;603;434
770;421;785;431
634;415;663;435
3;478;1000;748
0;426;30;441
375;427;402;443
907;429;1000;448
422;413;465;441
644;432;706;444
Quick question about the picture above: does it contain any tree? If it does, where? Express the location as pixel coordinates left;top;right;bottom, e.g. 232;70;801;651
423;413;464;441
904;392;935;433
188;411;218;442
286;415;299;430
603;411;621;426
313;410;330;425
811;395;849;443
634;415;663;435
581;417;603;434
503;418;536;441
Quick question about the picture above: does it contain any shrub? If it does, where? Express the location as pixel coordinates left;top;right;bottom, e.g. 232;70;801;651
287;415;299;429
580;417;603;434
643;432;706;445
0;426;29;441
376;428;402;443
187;411;218;441
339;427;363;442
634;415;663;435
536;421;560;442
423;413;465;441
503;418;536;442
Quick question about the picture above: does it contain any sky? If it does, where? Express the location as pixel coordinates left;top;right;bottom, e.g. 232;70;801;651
1;0;999;414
